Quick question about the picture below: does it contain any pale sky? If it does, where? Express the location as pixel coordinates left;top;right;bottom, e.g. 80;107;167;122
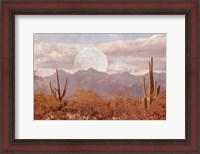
34;33;166;77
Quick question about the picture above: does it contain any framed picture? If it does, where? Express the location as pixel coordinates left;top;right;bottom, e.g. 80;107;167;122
34;33;167;121
1;0;199;153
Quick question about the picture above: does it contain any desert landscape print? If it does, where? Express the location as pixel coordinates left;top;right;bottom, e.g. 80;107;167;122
34;33;166;120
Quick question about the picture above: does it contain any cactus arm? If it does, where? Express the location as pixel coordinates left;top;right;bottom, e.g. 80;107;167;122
50;82;58;101
154;81;157;98
151;57;154;91
54;91;57;98
154;85;160;98
149;70;152;103
61;78;68;99
157;85;160;95
154;81;157;92
50;82;54;95
61;89;66;99
143;77;147;98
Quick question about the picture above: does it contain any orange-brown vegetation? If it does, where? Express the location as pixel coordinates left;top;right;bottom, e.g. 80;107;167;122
34;88;166;120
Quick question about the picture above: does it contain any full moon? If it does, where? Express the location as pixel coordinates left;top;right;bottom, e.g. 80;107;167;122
74;47;108;72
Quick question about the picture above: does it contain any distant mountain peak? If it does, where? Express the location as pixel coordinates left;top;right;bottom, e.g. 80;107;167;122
83;68;107;73
48;69;71;78
87;68;98;72
75;68;108;75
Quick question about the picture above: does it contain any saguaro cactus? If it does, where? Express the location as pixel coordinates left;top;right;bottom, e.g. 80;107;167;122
143;57;160;105
49;69;68;103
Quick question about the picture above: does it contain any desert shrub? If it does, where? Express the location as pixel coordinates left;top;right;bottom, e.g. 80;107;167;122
34;89;61;119
67;88;111;119
34;88;166;120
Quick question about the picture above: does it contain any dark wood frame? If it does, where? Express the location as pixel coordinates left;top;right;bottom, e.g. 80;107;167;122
1;0;199;153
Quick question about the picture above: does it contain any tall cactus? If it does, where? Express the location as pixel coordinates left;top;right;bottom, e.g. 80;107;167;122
143;57;160;105
49;69;68;103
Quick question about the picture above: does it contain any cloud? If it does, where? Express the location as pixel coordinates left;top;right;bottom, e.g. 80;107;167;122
96;34;166;58
130;58;166;73
96;34;166;75
34;40;81;70
107;63;133;74
106;58;165;75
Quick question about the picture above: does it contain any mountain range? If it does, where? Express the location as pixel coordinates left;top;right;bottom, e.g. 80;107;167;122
34;69;166;97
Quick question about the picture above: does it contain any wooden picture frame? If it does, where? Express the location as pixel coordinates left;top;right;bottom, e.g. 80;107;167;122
1;0;199;153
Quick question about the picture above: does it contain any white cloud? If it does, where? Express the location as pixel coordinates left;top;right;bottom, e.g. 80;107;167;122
34;40;82;71
96;34;166;58
107;63;133;74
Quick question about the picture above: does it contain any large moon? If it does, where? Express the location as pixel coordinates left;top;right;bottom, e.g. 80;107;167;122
74;47;108;72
